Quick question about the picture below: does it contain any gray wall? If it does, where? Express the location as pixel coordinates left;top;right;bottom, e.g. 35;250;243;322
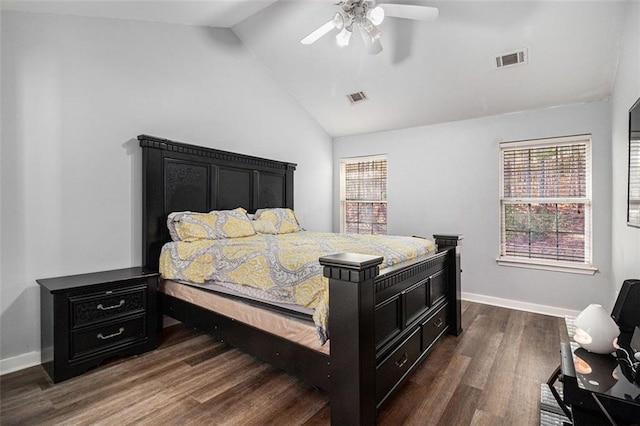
2;4;637;374
334;100;613;314
610;1;640;296
0;11;332;371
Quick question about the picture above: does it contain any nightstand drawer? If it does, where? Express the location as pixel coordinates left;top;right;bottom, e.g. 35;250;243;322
71;283;147;328
71;316;147;358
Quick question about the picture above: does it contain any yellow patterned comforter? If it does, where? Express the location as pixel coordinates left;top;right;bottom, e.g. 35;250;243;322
159;231;436;344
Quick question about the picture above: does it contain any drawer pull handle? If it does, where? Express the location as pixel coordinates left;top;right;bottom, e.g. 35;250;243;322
395;353;408;369
97;327;124;340
434;318;443;328
96;300;125;311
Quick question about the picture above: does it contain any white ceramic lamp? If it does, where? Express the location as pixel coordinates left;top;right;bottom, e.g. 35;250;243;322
574;304;620;354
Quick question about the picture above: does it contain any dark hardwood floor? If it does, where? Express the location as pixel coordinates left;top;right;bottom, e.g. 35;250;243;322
0;301;567;425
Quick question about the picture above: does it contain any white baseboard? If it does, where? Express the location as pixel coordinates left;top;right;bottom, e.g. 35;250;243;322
1;317;180;377
0;351;41;376
0;298;575;376
462;292;581;318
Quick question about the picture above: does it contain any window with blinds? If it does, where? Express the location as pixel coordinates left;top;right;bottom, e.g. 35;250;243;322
340;156;387;234
499;135;593;270
629;133;640;226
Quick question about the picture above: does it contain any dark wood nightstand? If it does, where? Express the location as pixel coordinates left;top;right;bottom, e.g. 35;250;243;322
37;267;159;383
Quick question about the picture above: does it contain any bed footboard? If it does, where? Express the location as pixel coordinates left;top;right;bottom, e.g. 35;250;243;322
319;234;463;425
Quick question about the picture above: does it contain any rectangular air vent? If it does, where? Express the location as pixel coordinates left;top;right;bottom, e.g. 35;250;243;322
494;48;528;69
347;91;368;104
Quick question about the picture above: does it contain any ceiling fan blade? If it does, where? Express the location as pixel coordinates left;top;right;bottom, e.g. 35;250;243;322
301;19;337;45
377;4;439;21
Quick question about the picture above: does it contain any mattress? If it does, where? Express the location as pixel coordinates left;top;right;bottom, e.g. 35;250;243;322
160;231;437;344
175;279;315;318
161;279;330;355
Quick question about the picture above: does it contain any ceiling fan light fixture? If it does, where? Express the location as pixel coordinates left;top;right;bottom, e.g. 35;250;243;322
361;18;381;42
369;25;381;41
336;27;352;47
358;22;383;54
332;12;345;29
301;1;437;54
367;6;385;25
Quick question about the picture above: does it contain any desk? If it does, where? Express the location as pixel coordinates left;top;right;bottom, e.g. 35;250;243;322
559;316;640;425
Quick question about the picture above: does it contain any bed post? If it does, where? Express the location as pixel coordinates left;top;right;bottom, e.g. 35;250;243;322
319;253;384;426
434;234;464;336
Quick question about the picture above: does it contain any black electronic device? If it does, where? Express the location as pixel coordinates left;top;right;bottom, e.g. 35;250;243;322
632;326;640;350
611;279;640;333
615;325;640;385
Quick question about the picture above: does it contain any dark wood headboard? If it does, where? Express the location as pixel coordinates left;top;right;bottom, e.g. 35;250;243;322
139;134;296;271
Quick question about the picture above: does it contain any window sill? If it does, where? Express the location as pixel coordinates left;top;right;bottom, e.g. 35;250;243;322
496;257;598;275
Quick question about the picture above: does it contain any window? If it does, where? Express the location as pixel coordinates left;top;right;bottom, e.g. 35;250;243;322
628;97;640;227
629;135;640;225
498;135;596;274
340;156;387;234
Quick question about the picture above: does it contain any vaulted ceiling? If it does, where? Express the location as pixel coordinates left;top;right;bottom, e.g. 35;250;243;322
2;0;631;137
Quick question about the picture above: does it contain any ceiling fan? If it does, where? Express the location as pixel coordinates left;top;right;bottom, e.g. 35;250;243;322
301;0;439;55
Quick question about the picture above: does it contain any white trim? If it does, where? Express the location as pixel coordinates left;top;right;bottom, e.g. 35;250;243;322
499;133;591;149
0;294;580;376
339;154;387;163
496;257;597;275
0;318;181;376
502;197;590;204
462;292;581;318
0;351;41;376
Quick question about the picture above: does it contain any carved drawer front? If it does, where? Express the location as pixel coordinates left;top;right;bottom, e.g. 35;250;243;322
71;316;146;359
421;303;448;351
71;283;147;328
429;270;447;305
376;328;421;404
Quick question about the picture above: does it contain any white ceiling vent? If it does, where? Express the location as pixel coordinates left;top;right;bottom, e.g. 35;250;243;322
494;48;528;69
347;91;368;104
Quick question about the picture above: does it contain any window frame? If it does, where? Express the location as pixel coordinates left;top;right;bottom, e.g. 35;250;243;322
339;155;388;235
497;135;597;275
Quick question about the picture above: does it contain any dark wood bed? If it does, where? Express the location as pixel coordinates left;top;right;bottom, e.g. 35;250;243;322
139;134;463;425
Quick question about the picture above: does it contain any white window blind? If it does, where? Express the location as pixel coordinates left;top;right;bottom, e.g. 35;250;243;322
499;135;593;269
629;135;640;225
340;156;387;234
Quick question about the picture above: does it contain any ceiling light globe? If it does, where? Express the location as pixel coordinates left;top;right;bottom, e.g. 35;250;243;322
336;28;352;47
368;24;381;41
361;19;381;42
368;6;385;26
332;12;345;29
